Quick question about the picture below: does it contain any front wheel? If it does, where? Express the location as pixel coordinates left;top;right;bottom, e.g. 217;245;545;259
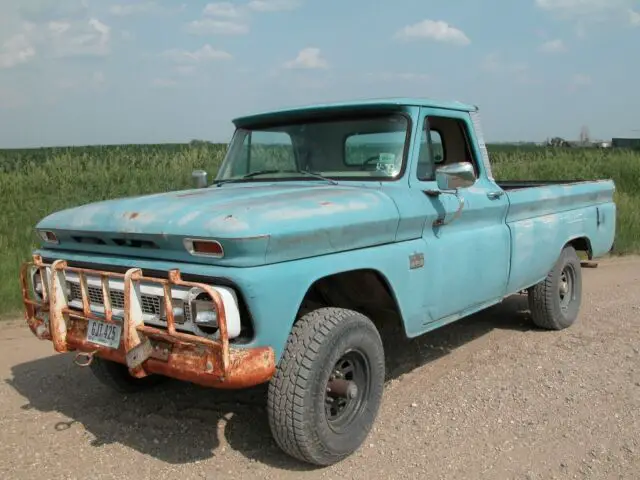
528;245;583;330
267;307;385;466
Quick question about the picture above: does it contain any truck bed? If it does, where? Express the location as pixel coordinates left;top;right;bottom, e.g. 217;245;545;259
500;178;616;295
497;179;594;191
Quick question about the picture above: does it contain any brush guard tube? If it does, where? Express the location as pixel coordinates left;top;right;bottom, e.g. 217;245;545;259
20;254;275;389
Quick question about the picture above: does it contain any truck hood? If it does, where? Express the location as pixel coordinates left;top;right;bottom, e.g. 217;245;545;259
36;183;401;267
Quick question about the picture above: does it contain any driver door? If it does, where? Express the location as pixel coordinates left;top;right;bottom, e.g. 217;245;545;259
409;107;511;322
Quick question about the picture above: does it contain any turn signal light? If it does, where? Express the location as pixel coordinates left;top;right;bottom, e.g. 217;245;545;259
37;230;59;244
184;238;224;258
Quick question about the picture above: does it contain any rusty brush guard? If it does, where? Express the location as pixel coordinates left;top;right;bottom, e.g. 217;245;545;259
20;254;275;389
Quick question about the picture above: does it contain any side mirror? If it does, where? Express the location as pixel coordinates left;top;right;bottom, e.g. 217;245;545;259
435;162;475;191
192;170;208;188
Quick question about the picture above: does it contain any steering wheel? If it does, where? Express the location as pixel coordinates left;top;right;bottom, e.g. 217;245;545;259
361;156;381;171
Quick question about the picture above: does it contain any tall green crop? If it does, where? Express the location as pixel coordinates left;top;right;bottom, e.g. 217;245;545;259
1;143;638;315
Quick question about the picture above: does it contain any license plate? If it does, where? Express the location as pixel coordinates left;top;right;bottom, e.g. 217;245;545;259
86;319;122;349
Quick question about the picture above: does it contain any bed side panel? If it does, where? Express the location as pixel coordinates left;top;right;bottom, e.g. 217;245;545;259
505;181;616;293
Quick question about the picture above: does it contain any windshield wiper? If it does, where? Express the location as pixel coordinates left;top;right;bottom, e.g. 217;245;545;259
215;169;337;186
279;169;338;184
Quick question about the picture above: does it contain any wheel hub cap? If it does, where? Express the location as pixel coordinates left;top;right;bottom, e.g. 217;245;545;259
324;350;370;432
559;265;575;310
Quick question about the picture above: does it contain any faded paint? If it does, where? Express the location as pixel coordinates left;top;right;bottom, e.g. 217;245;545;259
176;211;202;227
261;199;370;221
36;184;401;267
23;98;617;368
205;214;251;233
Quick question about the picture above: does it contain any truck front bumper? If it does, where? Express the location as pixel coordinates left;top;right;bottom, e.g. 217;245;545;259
20;254;276;389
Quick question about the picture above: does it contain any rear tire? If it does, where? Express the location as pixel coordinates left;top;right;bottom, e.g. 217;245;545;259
267;307;385;466
528;245;582;330
89;357;167;393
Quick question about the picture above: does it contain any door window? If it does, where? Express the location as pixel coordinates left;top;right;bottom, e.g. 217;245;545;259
416;115;479;181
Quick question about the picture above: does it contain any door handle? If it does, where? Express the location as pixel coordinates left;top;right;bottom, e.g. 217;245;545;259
487;191;504;200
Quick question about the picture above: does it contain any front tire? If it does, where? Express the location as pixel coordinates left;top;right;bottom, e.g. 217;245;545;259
267;307;385;466
528;245;583;330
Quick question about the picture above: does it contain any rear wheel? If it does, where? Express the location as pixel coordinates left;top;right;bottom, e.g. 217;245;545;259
528;245;582;330
267;307;385;466
89;357;167;393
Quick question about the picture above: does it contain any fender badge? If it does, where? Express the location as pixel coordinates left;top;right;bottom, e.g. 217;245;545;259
409;253;424;270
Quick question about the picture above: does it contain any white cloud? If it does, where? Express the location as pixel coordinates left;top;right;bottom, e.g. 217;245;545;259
49;21;71;35
187;0;296;37
0;14;112;66
395;19;470;46
162;44;232;63
109;2;186;16
284;47;328;69
539;38;567;53
0;31;36;68
248;0;300;12
48;18;111;57
204;2;241;18
536;0;636;29
109;2;157;16
186;19;249;35
535;0;627;14
630;9;640;25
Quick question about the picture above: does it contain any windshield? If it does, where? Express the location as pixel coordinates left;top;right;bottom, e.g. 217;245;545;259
216;113;410;182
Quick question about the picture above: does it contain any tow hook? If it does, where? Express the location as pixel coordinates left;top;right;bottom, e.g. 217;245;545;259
74;350;98;367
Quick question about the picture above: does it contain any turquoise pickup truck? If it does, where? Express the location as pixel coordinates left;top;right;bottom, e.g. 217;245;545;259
21;98;616;466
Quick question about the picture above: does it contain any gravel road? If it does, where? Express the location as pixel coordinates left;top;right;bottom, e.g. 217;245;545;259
1;257;638;480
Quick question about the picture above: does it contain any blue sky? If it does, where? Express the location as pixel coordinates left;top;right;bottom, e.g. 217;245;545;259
1;0;639;147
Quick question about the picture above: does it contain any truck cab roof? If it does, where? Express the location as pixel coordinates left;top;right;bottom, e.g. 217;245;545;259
232;97;479;128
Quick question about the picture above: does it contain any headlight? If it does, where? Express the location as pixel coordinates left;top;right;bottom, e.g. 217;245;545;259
188;288;219;337
186;285;242;340
31;267;44;300
29;266;62;300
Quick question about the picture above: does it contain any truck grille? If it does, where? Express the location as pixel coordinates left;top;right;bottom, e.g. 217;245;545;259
67;282;191;324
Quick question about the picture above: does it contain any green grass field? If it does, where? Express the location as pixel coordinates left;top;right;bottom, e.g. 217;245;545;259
1;144;639;316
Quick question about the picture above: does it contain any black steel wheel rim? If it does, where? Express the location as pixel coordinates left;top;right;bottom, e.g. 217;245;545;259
324;349;371;432
559;263;575;311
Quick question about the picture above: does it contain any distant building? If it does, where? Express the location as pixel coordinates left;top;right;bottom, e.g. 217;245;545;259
612;138;640;149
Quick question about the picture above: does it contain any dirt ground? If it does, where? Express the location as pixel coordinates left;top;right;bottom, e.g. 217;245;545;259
0;256;638;480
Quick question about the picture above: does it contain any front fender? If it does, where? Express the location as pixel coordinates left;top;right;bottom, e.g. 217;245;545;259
235;239;431;361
